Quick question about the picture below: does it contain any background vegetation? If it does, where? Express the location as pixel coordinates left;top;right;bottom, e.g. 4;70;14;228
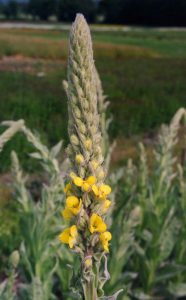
0;0;186;25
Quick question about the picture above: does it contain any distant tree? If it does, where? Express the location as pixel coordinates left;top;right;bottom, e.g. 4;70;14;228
99;0;124;23
56;0;96;22
2;0;19;19
100;0;186;26
28;0;57;20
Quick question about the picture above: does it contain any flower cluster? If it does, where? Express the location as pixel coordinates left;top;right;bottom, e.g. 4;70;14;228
59;175;112;252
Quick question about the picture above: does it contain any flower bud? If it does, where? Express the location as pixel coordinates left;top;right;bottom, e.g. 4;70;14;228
74;107;81;119
84;257;92;268
84;139;92;151
70;172;76;179
10;250;20;268
79;122;86;134
91;160;99;170
79;167;85;178
70;134;79;146
97;169;105;180
63;80;68;93
91;125;97;134
75;154;84;164
95;146;102;155
83;100;89;110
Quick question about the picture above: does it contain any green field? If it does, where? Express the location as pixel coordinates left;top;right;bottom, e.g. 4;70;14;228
0;27;186;169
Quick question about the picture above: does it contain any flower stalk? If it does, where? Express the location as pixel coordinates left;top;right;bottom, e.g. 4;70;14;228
58;14;120;299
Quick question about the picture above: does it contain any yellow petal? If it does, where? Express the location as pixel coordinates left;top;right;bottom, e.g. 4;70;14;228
89;213;107;233
104;245;109;252
103;231;112;241
100;231;112;252
70;225;78;238
86;176;96;185
62;207;73;220
66;196;82;215
100;184;111;195
66;196;79;207
92;184;99;196
102;200;111;213
82;182;90;192
58;228;70;244
74;177;83;187
98;222;107;233
69;237;75;248
64;183;71;194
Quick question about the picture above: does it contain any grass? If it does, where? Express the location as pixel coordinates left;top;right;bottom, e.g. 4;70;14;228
0;27;185;170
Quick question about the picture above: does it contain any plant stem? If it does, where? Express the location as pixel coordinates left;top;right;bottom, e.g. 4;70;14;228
83;278;98;300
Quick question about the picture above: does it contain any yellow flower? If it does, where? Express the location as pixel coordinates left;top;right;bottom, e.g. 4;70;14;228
89;213;107;234
64;183;72;194
102;200;111;213
59;225;78;248
92;184;111;200
73;176;96;192
62;196;82;220
99;231;112;252
62;207;73;220
66;196;82;215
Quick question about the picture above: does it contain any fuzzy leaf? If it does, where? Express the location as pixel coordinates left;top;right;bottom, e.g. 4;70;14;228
50;141;63;158
131;290;152;300
169;283;186;297
29;152;42;160
158;219;178;262
0;280;6;295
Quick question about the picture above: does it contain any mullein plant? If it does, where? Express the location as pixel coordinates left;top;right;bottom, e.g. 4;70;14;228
126;108;186;299
0;120;24;153
59;14;122;300
0;251;19;300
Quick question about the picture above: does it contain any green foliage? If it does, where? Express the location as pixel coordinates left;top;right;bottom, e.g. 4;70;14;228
2;1;19;19
0;105;186;300
28;0;57;20
106;109;186;299
100;0;186;26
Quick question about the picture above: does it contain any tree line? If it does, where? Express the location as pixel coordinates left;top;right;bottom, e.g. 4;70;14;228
0;0;186;26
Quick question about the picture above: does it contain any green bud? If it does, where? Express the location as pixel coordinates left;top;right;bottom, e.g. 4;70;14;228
74;107;81;119
70;134;79;145
10;250;20;268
